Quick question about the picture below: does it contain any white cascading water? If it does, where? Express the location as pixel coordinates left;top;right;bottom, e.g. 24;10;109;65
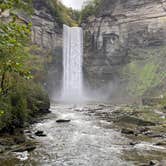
61;24;83;102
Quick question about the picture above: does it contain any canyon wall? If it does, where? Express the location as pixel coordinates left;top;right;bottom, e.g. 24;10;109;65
7;0;166;102
82;0;166;101
30;0;63;98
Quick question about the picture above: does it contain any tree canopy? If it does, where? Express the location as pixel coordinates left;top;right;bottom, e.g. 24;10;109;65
80;0;101;23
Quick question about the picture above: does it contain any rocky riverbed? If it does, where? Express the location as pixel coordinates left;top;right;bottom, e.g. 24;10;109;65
0;103;166;166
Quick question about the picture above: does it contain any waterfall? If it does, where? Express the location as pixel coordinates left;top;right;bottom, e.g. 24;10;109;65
62;25;83;102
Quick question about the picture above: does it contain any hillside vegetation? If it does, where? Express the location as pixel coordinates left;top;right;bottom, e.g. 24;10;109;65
80;0;101;23
0;0;50;133
43;0;101;26
35;0;80;26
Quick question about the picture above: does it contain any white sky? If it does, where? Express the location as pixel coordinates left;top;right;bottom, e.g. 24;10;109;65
61;0;86;10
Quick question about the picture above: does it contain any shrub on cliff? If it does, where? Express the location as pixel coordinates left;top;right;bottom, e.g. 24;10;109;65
0;79;50;133
25;82;50;116
35;0;79;26
80;0;101;23
122;46;166;98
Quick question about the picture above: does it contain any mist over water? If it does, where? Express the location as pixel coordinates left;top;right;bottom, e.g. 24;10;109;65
61;25;84;103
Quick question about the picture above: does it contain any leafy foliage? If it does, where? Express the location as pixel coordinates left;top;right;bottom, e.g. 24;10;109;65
0;0;50;133
80;0;101;23
123;62;159;96
37;0;79;26
0;79;50;132
0;0;33;13
0;21;32;93
45;0;101;26
123;47;166;97
0;0;17;10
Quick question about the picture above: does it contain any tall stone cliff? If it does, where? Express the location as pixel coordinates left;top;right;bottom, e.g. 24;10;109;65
30;0;63;98
31;0;62;50
82;0;166;101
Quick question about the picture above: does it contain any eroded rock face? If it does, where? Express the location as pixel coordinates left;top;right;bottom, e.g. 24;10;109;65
30;0;63;98
31;0;62;50
82;0;166;97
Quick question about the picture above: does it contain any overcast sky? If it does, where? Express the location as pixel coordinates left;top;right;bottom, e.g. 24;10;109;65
61;0;86;10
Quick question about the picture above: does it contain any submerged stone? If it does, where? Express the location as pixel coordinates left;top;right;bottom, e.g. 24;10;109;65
121;128;135;135
144;131;164;138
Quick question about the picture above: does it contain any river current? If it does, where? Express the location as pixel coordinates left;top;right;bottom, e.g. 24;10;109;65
1;103;166;166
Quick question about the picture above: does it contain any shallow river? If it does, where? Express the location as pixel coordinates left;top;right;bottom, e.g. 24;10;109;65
1;103;166;166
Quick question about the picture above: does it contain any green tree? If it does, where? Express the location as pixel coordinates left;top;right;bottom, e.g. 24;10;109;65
0;22;32;93
80;0;101;23
0;0;50;132
0;0;33;12
0;0;32;94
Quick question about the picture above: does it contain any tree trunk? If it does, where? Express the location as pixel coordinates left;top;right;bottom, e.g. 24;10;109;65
1;71;6;93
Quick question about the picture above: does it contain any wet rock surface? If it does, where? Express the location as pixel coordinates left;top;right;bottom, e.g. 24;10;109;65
121;128;135;135
34;130;47;137
155;141;166;146
140;160;166;166
56;119;71;123
75;104;166;165
12;143;36;153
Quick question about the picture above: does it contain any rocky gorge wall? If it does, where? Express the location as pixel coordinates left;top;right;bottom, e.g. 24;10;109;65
30;0;63;99
82;0;166;102
12;0;166;103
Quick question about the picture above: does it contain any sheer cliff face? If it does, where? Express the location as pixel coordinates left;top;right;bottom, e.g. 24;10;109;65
83;0;166;99
31;0;63;98
31;0;62;50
